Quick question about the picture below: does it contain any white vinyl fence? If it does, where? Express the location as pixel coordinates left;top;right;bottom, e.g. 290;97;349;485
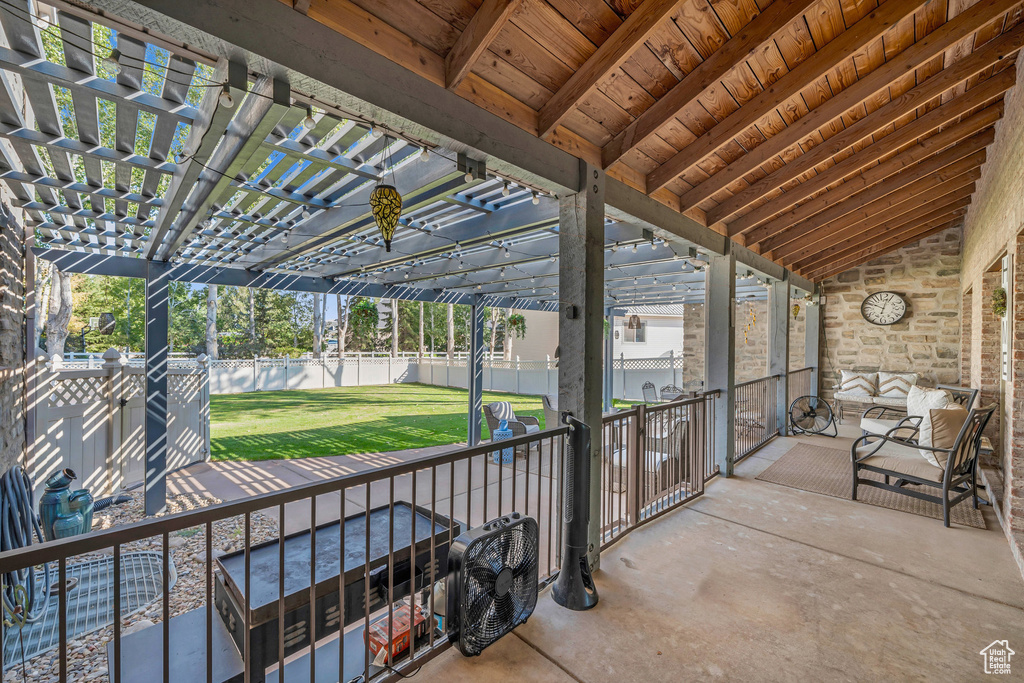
30;350;210;500
62;352;700;401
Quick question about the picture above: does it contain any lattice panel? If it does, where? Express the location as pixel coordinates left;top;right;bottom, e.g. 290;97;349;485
48;375;106;407
169;373;202;401
122;373;145;402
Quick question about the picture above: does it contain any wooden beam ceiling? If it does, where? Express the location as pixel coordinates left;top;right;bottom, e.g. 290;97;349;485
248;0;1024;279
445;0;523;90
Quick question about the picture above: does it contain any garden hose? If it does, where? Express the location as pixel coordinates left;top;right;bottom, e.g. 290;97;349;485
0;466;51;624
93;493;132;512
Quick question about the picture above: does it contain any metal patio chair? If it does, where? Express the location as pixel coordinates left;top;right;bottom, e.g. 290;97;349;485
641;381;659;403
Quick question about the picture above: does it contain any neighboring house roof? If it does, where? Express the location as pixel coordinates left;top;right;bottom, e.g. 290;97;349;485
621;305;689;317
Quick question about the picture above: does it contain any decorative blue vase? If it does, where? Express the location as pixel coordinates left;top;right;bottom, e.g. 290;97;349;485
38;468;93;541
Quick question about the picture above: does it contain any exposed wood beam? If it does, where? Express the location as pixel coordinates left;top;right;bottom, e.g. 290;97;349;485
538;0;684;138
741;118;997;245
146;59;247;259
725;71;1013;237
446;0;523;90
790;189;975;270
754;139;989;251
155;76;292;261
770;167;981;259
645;0;927;193
808;219;963;281
601;0;818;168
665;0;1023;203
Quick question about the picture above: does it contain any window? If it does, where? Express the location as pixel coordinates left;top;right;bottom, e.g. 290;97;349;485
624;321;646;343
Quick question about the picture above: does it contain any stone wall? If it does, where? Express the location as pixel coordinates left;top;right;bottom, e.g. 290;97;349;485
789;302;807;371
0;203;25;476
820;228;962;400
681;302;704;386
735;297;768;383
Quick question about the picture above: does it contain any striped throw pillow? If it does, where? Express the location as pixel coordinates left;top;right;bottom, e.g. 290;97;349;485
839;371;877;397
877;372;918;398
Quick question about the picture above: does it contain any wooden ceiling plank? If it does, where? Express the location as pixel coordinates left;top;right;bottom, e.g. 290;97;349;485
600;0;820;167
790;191;975;269
446;0;524;90
771;164;982;258
676;0;1023;210
737;103;1001;242
538;0;684;138
725;70;1012;236
645;0;927;193
808;218;963;280
753;134;990;249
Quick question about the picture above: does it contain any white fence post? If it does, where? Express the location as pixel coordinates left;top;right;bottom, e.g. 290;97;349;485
621;352;626;399
515;355;521;395
253;356;259;392
198;354;211;461
284;356;290;389
670;349;676;386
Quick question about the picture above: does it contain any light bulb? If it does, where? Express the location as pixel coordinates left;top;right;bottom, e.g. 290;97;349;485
219;85;234;108
651;241;657;251
464;171;473;182
419;147;430;162
301;208;312;220
504;248;511;258
303;106;316;129
502;182;510;197
612;243;619;252
476;284;482;290
671;284;677;291
653;278;658;284
633;278;638;285
531;277;536;283
404;273;409;279
370;126;383;138
532;288;537;294
531;191;539;205
104;49;122;75
549;255;556;263
500;268;506;276
631;244;638;254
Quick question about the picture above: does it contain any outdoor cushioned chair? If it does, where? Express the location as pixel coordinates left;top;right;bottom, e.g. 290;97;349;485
542;394;559;430
860;385;978;439
641;381;659;403
851;404;994;527
483;401;540;458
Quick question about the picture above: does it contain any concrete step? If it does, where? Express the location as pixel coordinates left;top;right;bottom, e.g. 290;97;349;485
107;606;244;683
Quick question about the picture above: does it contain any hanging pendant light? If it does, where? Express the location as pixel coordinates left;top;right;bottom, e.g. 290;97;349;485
369;184;402;252
627;314;642;330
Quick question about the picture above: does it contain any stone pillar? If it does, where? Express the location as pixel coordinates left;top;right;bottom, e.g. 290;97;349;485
144;261;171;516
467;296;484;446
558;159;605;570
705;246;736;477
769;275;790;435
979;271;1002;451
1008;235;1024;533
682;301;705;388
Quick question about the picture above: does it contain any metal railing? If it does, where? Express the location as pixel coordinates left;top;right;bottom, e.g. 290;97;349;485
0;428;567;683
598;393;716;548
734;375;781;462
786;366;815;407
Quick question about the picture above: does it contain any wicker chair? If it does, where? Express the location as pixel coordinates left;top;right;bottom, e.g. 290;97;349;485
852;404;994;527
483;401;540;457
641;381;659;403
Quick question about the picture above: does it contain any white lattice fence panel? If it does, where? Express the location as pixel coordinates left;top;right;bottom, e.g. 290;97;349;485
47;374;106;407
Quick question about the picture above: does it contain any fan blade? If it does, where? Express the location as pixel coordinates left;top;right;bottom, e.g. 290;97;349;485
813;415;831;431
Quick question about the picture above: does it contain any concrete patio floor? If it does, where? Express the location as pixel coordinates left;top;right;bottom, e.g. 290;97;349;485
418;425;1024;682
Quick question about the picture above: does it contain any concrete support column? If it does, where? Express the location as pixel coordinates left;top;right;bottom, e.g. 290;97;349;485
467;296;484;446
706;246;736;477
806;289;822;397
558;159;605;570
769;274;790;435
144;261;171;516
603;307;615;413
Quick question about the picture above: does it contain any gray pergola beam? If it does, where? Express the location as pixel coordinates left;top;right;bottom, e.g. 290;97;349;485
155;75;292;260
768;274;790;436
467;297;484;446
144;260;172;515
705;245;736;478
147;58;247;259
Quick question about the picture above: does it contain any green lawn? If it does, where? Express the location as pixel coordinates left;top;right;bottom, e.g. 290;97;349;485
209;383;547;461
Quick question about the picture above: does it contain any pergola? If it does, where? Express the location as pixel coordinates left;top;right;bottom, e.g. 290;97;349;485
4;0;1014;542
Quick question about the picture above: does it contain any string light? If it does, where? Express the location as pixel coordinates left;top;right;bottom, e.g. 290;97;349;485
531;191;539;205
611;242;619;252
502;182;510;197
303;105;316;129
301;208;312;220
504;247;511;258
549;255;556;263
464;171;474;182
218;85;234;108
370;126;383;138
419;147;430;162
651;240;657;251
103;48;122;74
631;244;638;254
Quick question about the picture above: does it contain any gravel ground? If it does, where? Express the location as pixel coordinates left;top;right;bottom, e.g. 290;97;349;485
4;492;278;683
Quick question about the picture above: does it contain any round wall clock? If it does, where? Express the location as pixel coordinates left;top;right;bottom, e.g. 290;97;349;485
861;291;907;325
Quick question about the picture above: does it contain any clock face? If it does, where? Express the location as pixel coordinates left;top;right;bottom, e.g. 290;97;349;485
861;291;907;325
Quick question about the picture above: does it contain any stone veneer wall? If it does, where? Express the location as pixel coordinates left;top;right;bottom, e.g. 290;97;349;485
681;302;704;386
789;303;807;371
819;229;962;401
735;297;768;383
958;51;1024;572
0;203;25;476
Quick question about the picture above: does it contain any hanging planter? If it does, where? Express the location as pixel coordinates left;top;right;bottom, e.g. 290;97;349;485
992;287;1008;317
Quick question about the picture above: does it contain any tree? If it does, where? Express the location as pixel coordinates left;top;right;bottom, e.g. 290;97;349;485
391;298;399;357
248;288;256;342
337;294;351;355
446;303;454;359
348;298;379;351
206;285;219;359
169;282;206;354
46;269;72;355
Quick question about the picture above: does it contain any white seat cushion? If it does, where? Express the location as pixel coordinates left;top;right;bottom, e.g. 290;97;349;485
524;424;541;434
855;440;945;482
860;417;900;434
835;391;875;402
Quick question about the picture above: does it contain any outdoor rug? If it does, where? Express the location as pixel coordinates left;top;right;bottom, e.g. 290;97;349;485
755;443;985;529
